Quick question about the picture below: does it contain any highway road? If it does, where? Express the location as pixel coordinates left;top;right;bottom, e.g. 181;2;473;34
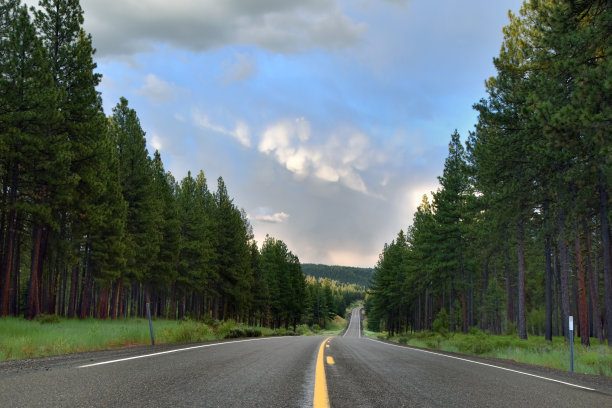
1;307;611;407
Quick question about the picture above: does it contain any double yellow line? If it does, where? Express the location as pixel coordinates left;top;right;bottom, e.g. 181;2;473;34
313;337;333;408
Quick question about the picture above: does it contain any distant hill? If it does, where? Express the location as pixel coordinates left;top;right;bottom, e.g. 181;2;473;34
301;264;374;288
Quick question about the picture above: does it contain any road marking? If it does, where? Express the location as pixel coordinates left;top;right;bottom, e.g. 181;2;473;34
313;337;331;408
326;356;335;365
78;337;287;368
366;338;596;391
326;344;330;348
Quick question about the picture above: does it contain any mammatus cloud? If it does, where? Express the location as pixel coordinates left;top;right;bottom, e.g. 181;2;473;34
192;110;251;148
81;0;367;57
135;74;186;104
258;118;374;194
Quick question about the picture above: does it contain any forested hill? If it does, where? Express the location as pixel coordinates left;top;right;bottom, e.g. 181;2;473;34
301;264;374;288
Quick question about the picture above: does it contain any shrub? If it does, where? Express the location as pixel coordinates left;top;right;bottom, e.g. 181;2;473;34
398;337;409;344
504;322;517;336
215;319;237;338
36;314;60;324
225;328;246;339
272;328;298;336
200;314;220;329
433;308;449;336
244;328;262;337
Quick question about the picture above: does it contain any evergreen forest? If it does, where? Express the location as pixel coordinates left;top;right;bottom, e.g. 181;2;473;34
366;0;612;347
301;263;373;287
0;0;356;330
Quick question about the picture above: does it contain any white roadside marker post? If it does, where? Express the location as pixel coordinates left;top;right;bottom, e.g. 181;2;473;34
569;316;574;373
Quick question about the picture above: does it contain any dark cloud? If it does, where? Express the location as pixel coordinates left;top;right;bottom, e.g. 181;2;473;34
81;0;367;57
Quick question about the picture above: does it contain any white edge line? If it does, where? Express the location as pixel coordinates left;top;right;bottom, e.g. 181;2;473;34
366;338;596;392
78;337;287;368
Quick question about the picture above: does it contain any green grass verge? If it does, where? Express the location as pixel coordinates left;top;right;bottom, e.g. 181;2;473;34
0;316;316;361
365;329;612;376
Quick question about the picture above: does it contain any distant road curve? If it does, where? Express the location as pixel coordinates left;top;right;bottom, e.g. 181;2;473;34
342;306;362;338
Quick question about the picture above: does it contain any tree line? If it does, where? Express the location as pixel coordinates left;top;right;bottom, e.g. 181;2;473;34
0;0;329;330
367;0;611;346
301;263;374;288
304;276;366;328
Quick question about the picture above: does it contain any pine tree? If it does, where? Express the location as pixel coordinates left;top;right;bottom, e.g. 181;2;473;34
432;130;471;333
110;97;160;315
0;1;57;317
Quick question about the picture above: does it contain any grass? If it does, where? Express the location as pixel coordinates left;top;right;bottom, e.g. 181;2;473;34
0;316;317;361
366;328;612;376
317;315;347;336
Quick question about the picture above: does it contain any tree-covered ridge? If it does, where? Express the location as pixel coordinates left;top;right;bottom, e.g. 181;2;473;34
0;0;312;330
367;0;611;346
301;263;374;287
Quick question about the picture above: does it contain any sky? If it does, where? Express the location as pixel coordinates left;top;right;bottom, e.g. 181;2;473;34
76;0;523;268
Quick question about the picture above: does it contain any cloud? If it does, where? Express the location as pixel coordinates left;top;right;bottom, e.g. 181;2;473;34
258;118;374;194
192;110;251;148
135;74;185;104
219;53;259;85
252;212;290;224
81;0;367;57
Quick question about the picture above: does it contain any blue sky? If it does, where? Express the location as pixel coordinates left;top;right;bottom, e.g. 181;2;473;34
78;0;523;267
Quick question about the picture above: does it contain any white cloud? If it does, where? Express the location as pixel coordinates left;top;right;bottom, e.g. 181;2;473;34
192;110;251;148
258;118;374;194
135;73;185;104
252;212;290;224
81;0;367;57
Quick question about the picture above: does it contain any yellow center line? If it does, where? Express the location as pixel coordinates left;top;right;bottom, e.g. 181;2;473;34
313;337;332;408
326;356;335;365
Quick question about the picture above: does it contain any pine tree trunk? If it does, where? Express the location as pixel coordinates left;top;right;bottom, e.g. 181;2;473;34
505;247;515;325
12;240;20;316
574;222;589;346
545;231;553;341
1;161;19;316
1;211;16;316
67;264;79;318
582;218;603;343
35;227;49;315
599;178;612;347
481;262;489;332
517;218;527;340
26;225;44;319
117;281;125;318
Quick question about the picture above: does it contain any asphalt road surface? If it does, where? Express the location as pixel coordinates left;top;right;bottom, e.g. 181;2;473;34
1;307;611;407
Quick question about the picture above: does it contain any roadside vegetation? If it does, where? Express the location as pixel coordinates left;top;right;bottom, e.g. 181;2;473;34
363;322;612;377
0;314;353;361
